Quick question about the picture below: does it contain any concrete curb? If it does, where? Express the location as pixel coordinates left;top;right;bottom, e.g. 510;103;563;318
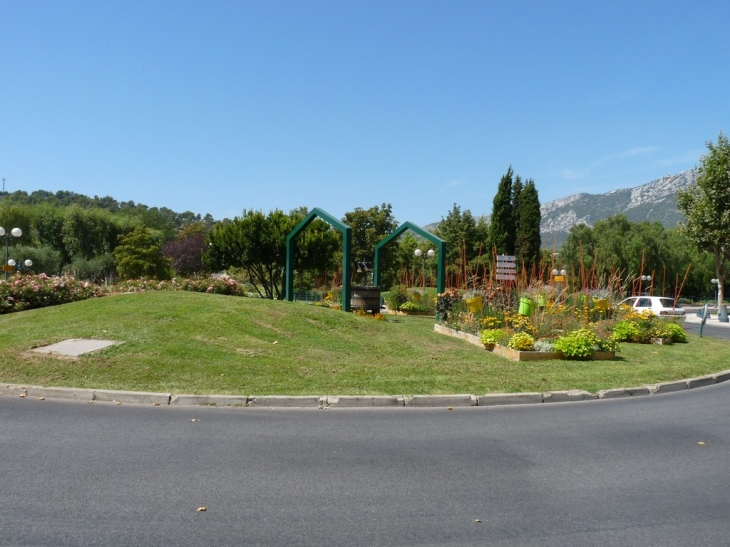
478;392;543;405
247;396;323;408
94;390;172;405
325;396;404;407
2;369;730;408
405;394;477;407
26;386;96;401
171;394;249;406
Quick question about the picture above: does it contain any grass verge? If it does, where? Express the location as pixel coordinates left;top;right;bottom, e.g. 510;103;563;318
0;291;726;395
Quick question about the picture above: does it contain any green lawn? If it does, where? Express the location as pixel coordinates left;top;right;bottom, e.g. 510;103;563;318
0;291;726;395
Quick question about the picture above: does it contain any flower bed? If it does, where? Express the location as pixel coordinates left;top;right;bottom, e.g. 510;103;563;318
1;274;103;314
434;324;615;361
435;284;688;361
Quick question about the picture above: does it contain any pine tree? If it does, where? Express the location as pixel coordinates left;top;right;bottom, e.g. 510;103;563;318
489;167;515;255
515;179;542;275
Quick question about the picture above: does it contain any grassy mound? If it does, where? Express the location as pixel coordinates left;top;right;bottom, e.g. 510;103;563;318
0;291;725;395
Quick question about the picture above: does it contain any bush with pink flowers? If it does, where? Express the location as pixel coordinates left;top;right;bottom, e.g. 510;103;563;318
0;274;104;314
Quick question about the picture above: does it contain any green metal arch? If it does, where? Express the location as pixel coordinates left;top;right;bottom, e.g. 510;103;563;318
286;208;352;312
373;221;446;294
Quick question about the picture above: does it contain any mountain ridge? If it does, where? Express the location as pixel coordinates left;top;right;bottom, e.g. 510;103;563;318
539;169;695;246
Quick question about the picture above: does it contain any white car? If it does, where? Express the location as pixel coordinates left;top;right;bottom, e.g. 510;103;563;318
618;296;685;316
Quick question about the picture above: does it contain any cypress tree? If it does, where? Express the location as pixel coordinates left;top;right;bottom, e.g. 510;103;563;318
515;179;542;274
489;167;515;255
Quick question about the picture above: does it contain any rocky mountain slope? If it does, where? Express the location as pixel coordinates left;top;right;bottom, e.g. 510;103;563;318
540;169;696;247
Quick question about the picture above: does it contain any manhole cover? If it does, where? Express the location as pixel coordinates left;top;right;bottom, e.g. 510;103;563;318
31;339;124;357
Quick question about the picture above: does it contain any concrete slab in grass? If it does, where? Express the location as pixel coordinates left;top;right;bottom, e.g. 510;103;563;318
31;339;123;357
247;396;323;407
94;390;171;405
478;393;543;406
26;386;96;401
326;396;404;408
405;394;477;407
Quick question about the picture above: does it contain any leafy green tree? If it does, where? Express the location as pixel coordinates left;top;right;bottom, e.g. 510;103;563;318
593;215;633;275
10;245;63;276
676;131;730;306
70;253;116;283
0;204;33;247
489;167;516;255
62;206;125;261
434;204;484;282
559;223;596;280
31;204;70;265
113;227;172;280
663;227;714;299
342;204;398;284
514;179;541;275
205;209;297;299
292;213;341;289
162;233;208;276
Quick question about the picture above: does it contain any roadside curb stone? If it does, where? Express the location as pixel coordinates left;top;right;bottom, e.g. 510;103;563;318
326;396;404;407
171;394;249;406
713;369;730;383
545;390;598;403
1;384;31;397
26;386;96;401
3;368;730;407
94;390;172;405
597;388;632;399
648;381;689;394
687;375;717;389
404;394;477;407
247;395;322;407
478;393;543;405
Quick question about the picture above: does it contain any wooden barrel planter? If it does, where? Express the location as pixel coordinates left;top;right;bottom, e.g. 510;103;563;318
351;286;382;314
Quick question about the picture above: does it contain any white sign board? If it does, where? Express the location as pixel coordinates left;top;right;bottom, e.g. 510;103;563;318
496;255;517;281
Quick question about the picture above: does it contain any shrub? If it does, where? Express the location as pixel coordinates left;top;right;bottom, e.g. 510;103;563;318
508;332;535;351
480;329;507;346
553;328;599;358
533;339;556;352
399;301;419;312
658;322;687;343
385;284;409;311
435;287;462;319
1;274;103;314
611;319;642;342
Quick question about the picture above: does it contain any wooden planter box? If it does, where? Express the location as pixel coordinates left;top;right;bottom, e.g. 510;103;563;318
493;344;563;362
433;324;615;361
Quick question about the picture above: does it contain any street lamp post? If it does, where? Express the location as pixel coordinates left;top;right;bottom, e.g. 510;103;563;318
711;278;720;311
641;274;652;295
414;248;435;290
7;259;33;273
1;226;23;281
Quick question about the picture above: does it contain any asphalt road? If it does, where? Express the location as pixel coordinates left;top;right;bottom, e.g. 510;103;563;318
2;383;730;547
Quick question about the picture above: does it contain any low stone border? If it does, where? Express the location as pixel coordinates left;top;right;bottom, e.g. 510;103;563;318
3;371;730;408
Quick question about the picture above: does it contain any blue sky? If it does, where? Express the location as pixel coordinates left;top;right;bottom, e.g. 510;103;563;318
1;0;727;225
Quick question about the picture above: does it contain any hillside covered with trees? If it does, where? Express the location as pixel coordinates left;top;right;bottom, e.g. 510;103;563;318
0;164;721;301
